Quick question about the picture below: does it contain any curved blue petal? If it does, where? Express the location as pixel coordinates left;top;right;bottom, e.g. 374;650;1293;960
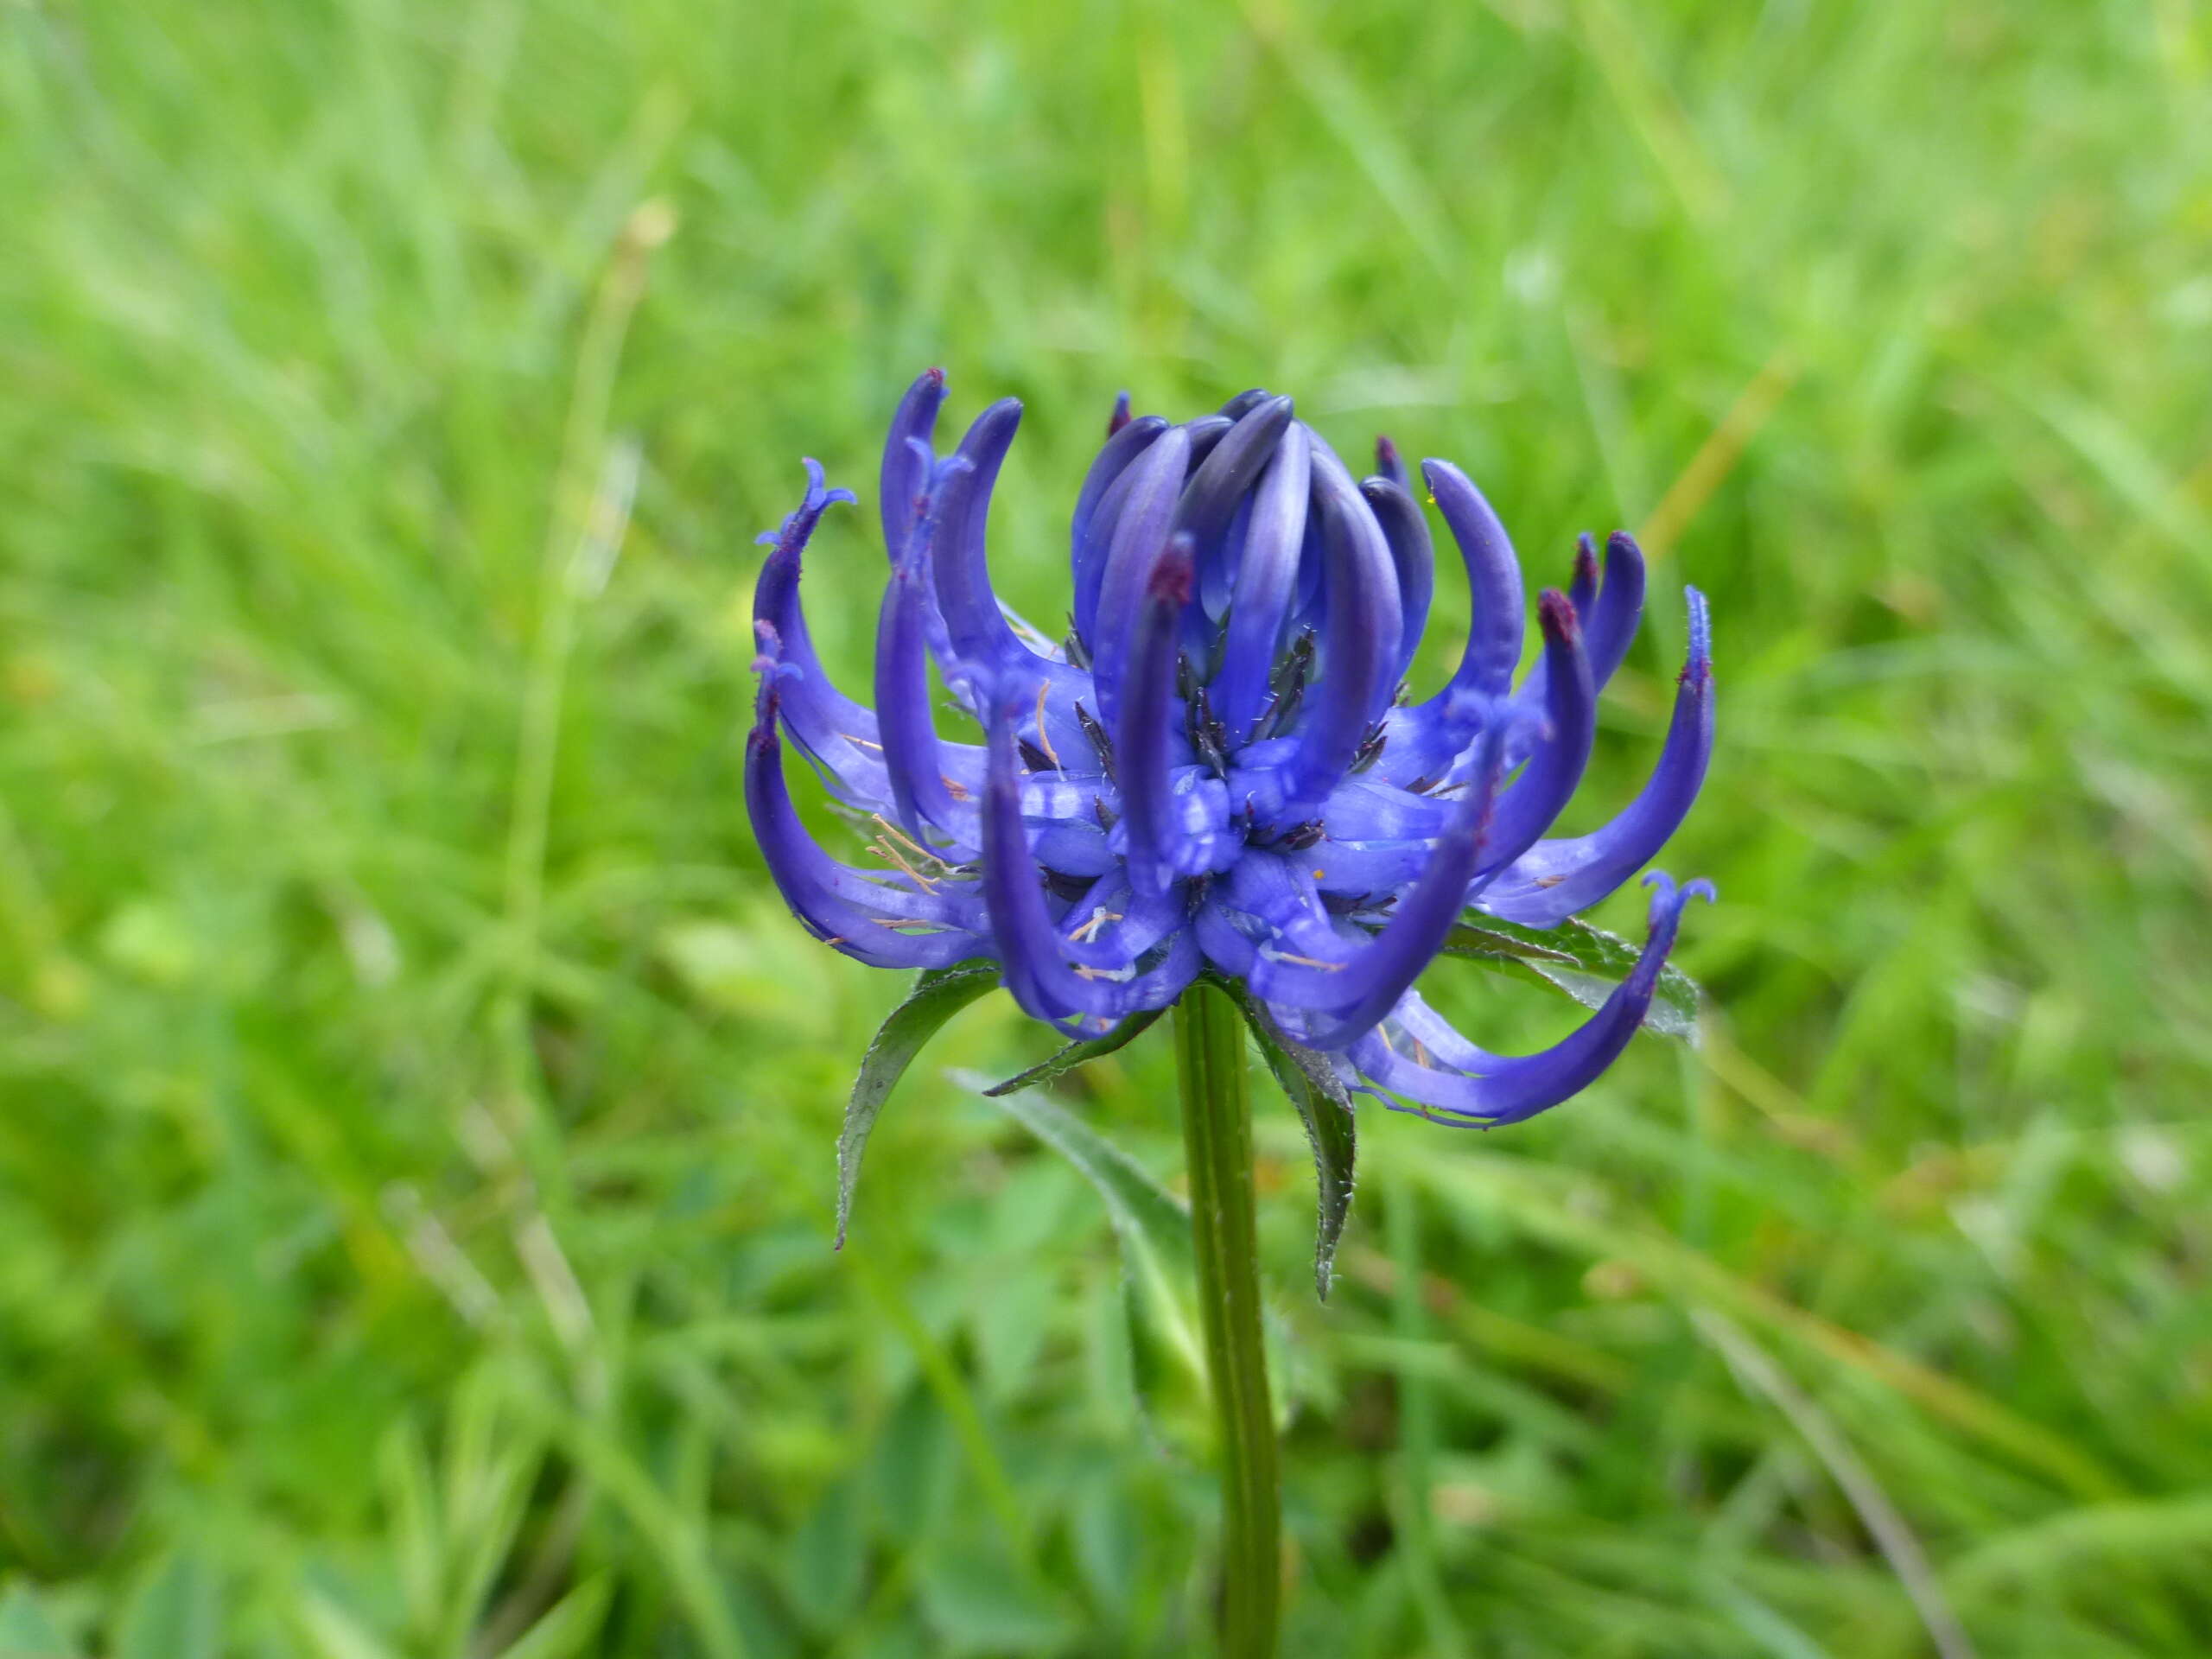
1510;529;1646;763
1348;873;1714;1123
1374;433;1409;493
976;710;1181;1028
1199;493;1249;623
1376;458;1526;783
1058;874;1182;969
1179;397;1294;657
1118;535;1198;899
1179;395;1294;550
1254;715;1509;1046
1213;855;1362;970
1419;458;1524;705
1057;872;1205;1014
1071;413;1171;642
874;513;966;845
1090;423;1193;728
1184;413;1235;466
746;704;991;969
880;369;947;567
931;398;1049;694
1216;422;1312;736
1585;531;1649;688
751;462;898;804
1481;588;1713;925
1362;474;1434;683
978;713;1111;1024
1282;445;1401;816
1477;589;1596;874
1569;532;1599;620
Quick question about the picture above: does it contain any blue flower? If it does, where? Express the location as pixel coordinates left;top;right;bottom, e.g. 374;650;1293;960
747;371;1714;1124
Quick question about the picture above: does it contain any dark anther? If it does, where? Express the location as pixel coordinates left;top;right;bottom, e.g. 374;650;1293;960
1255;676;1305;741
1393;678;1411;707
1254;631;1316;739
1074;702;1116;783
1063;617;1092;671
1092;796;1120;831
1269;631;1316;694
1278;818;1326;851
1018;736;1056;772
1351;721;1389;772
1187;687;1230;778
1406;772;1441;795
1375;433;1405;487
1185;872;1214;912
1205;606;1232;682
1321;888;1374;916
1043;869;1095;901
1177;652;1198;702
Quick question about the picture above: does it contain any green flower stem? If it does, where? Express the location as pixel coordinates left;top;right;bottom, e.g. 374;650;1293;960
1174;981;1281;1656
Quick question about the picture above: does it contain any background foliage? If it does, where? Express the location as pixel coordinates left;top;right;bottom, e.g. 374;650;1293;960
4;0;2211;1653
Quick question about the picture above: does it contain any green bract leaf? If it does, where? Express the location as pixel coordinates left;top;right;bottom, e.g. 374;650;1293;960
837;960;1000;1246
980;1007;1166;1097
1215;976;1357;1301
1444;912;1702;1041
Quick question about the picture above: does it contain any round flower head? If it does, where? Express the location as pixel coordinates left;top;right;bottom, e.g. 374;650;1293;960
747;372;1714;1125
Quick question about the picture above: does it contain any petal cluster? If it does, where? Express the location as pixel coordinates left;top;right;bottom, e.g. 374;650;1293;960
747;372;1714;1124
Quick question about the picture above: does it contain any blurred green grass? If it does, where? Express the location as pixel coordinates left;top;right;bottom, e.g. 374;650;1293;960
4;0;2212;1653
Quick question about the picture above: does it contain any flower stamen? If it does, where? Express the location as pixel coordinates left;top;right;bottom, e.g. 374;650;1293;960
1032;679;1061;770
868;835;942;893
1069;907;1126;943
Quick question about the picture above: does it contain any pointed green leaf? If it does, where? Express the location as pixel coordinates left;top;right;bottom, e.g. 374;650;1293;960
980;1007;1166;1096
1216;976;1357;1300
838;960;1000;1245
1444;912;1702;1040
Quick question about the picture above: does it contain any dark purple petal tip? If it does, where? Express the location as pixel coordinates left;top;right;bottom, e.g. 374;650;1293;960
1537;586;1580;644
1148;540;1196;604
1375;434;1408;490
